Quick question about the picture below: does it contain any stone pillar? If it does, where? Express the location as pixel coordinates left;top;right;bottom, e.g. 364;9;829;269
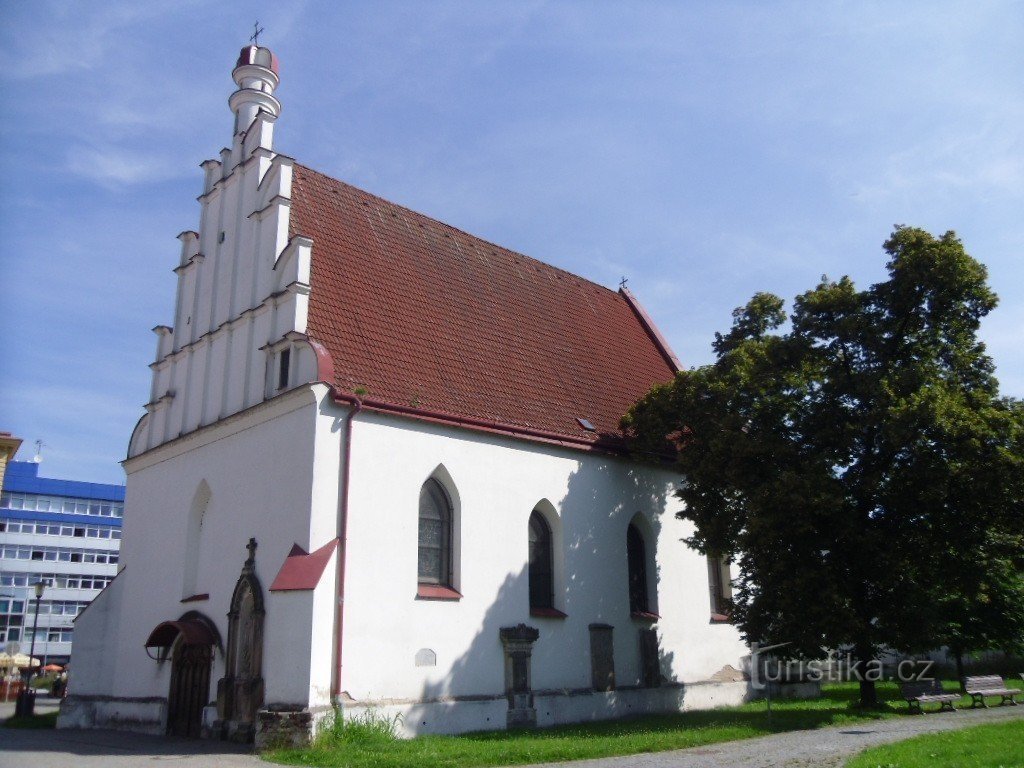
499;624;540;729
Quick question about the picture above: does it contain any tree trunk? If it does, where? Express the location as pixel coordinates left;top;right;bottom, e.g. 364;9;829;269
953;647;966;692
854;643;878;707
858;677;878;707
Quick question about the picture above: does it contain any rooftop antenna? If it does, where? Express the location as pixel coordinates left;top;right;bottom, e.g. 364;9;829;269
32;439;44;463
250;20;264;46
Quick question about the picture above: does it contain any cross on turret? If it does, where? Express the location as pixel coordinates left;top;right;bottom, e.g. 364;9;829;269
250;21;264;46
245;537;258;568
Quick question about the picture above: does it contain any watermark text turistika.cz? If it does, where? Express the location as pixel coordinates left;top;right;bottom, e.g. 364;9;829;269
746;643;935;690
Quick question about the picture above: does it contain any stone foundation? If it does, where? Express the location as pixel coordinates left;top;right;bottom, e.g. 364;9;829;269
58;694;167;734
254;705;316;749
343;679;752;737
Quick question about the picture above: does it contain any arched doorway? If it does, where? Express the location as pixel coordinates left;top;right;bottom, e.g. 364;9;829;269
167;640;212;737
145;614;219;741
146;612;220;738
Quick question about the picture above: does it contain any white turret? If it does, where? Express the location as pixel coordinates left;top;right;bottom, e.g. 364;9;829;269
229;45;280;136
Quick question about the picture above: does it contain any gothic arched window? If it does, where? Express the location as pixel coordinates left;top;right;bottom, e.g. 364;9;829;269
528;511;554;610
418;478;452;586
626;523;649;614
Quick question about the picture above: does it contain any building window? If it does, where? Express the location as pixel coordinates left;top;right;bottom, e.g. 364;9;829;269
626;523;649;614
708;554;732;619
278;348;291;390
418;478;452;587
528;511;554;610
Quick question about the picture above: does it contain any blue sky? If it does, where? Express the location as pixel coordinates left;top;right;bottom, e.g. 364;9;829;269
1;2;1021;484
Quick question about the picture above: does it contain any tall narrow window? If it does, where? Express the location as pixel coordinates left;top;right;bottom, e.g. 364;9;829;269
182;481;211;600
626;523;649;614
528;511;553;610
418;479;452;586
708;555;732;619
278;348;291;390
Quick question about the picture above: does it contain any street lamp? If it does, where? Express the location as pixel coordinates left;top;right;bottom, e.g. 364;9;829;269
14;581;45;718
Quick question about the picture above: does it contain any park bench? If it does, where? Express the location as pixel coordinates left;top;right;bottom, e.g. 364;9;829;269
963;675;1020;708
900;679;958;714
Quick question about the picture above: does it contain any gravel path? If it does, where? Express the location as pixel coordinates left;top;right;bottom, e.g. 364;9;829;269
1;703;1021;768
519;705;1024;768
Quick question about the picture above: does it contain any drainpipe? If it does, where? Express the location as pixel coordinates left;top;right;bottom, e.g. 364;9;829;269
332;394;362;701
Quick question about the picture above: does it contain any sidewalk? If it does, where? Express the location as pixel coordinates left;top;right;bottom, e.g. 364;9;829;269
1;701;1021;768
519;704;1024;768
0;697;261;768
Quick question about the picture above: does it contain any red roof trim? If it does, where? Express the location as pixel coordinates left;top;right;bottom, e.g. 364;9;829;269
269;538;339;592
530;607;568;619
308;338;337;385
417;584;462;601
619;287;682;372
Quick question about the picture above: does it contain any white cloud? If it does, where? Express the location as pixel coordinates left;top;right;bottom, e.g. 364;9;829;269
0;1;175;80
65;146;183;187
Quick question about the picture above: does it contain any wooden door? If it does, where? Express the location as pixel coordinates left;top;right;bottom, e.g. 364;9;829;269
167;642;211;738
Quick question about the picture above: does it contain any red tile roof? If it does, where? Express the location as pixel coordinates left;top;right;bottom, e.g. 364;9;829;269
269;539;339;592
291;164;679;450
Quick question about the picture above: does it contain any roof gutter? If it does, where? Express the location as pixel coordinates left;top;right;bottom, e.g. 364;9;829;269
330;394;627;455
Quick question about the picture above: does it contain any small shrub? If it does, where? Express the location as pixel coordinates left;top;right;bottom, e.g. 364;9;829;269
316;707;403;747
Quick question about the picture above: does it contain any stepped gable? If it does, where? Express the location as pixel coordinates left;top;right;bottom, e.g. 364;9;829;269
291;163;678;447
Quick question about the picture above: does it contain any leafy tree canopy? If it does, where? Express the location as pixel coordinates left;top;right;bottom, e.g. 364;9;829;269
622;227;1024;705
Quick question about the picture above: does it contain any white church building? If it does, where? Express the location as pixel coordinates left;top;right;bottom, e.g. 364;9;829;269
60;44;749;745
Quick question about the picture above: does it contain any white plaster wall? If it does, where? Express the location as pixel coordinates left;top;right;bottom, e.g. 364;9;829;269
74;387;747;737
65;570;125;697
336;410;749;710
75;387;334;713
262;390;346;710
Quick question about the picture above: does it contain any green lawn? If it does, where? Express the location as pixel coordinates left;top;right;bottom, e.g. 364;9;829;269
845;718;1024;768
266;682;907;768
265;681;1024;768
3;710;58;729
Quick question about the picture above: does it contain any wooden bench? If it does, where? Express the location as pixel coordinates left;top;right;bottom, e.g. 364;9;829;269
963;675;1020;708
900;679;958;714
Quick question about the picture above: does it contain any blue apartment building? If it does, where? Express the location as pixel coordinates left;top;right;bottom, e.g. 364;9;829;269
0;461;124;665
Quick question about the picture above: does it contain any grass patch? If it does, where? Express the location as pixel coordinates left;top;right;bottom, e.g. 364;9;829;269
266;683;910;768
845;718;1024;768
4;710;58;729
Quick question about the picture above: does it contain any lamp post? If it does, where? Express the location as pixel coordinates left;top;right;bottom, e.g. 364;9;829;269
14;581;45;718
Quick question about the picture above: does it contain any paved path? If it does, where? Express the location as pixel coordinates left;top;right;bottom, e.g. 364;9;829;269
0;726;261;768
520;705;1024;768
0;697;261;768
1;704;1021;768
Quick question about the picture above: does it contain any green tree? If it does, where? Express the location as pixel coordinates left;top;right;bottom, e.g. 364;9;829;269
622;227;1024;707
929;395;1024;685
